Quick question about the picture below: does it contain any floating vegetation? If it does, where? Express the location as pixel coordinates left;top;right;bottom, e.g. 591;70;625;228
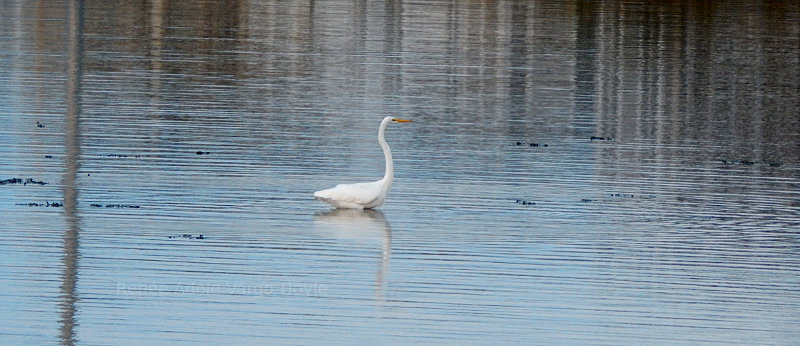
1;178;48;186
16;201;62;207
89;203;140;208
168;234;205;240
590;136;614;141
515;199;536;206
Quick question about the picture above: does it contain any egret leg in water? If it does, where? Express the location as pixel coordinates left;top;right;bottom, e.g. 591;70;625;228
314;116;411;209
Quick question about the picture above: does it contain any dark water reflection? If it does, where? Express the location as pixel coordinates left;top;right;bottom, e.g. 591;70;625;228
58;1;82;344
1;0;799;344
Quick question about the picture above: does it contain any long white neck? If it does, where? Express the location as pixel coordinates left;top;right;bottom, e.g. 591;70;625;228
378;118;393;189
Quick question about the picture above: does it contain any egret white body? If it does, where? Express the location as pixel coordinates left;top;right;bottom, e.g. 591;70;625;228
314;116;411;209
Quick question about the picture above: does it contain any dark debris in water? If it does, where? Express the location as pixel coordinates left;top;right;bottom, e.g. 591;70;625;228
515;199;536;206
610;193;635;198
168;234;205;240
106;153;149;159
16;201;63;207
89;203;140;208
582;193;655;203
1;178;48;186
721;159;758;165
513;141;549;147
196;151;210;155
590;136;614;141
720;160;783;167
36;121;45;128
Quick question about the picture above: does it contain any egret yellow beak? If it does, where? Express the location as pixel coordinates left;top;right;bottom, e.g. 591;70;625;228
394;118;412;123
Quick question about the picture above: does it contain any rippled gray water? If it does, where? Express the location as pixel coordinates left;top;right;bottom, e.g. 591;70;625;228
2;0;800;344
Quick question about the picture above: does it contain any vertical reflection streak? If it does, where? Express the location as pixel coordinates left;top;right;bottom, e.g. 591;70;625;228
377;217;391;302
60;0;83;344
149;0;164;107
508;2;528;116
574;1;598;137
382;0;402;104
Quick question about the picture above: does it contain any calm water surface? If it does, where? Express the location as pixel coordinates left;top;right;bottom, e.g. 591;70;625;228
2;0;800;344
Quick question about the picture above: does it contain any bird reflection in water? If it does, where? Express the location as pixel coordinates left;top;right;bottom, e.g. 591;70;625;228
313;209;391;300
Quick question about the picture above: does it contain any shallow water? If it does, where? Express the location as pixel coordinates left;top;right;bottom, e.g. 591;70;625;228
2;0;800;344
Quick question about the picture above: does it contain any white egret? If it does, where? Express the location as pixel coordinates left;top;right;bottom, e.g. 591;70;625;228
314;116;411;209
